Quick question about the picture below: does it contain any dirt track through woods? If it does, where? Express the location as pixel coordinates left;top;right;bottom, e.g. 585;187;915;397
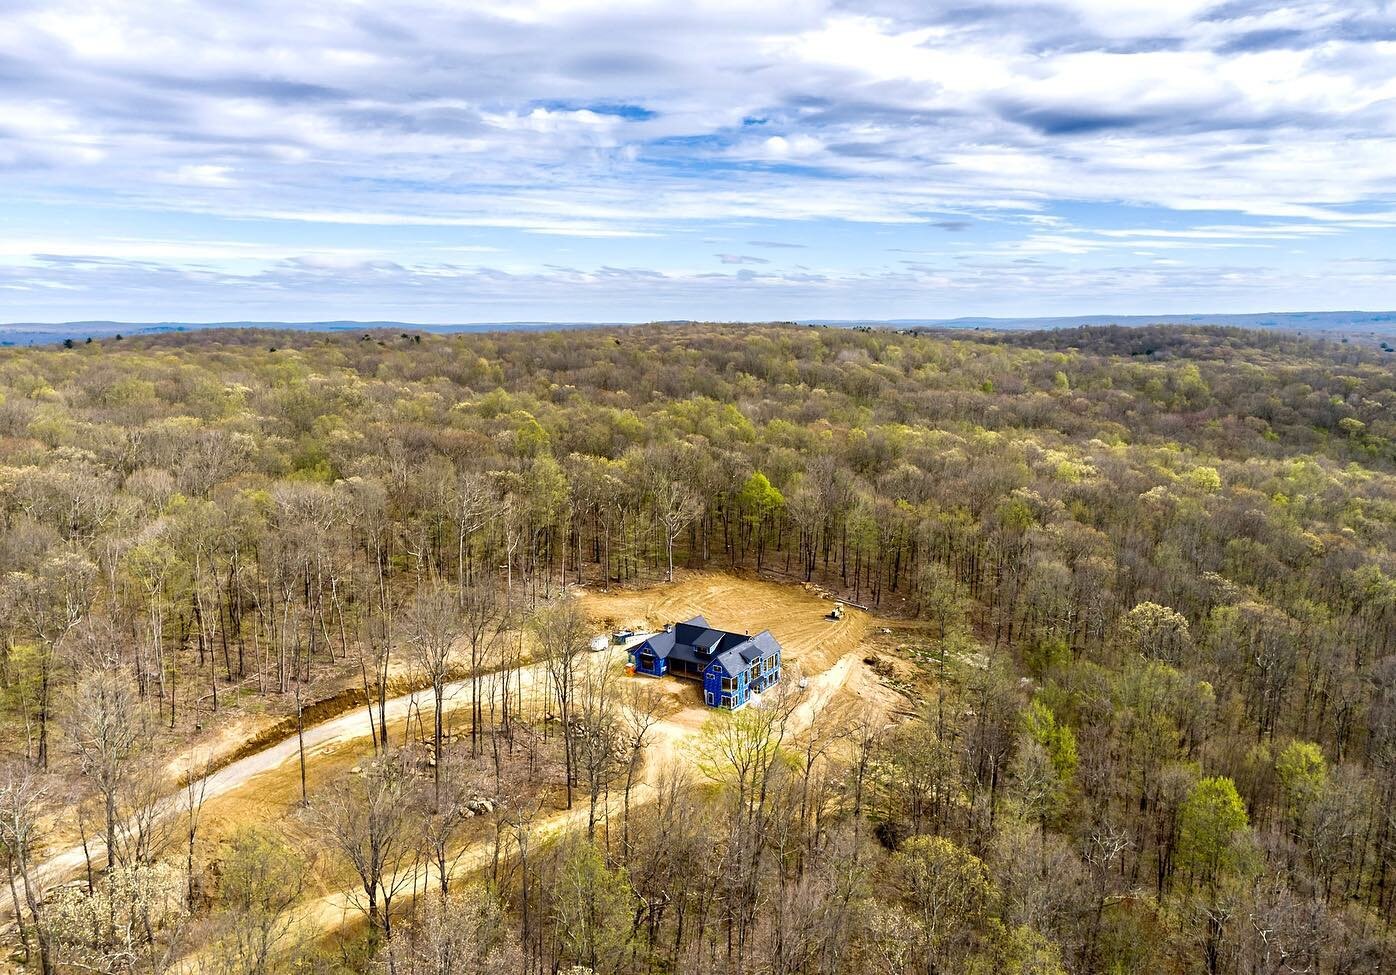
293;636;876;938
294;572;886;940
4;652;600;921
13;571;890;950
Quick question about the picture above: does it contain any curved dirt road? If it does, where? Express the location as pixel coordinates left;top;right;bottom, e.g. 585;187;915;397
291;645;872;938
15;570;879;947
6;646;631;920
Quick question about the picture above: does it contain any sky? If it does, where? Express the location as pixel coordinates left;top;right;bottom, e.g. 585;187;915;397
2;0;1396;324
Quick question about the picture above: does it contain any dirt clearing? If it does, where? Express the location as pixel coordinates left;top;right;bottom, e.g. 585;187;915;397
576;570;870;677
14;570;909;951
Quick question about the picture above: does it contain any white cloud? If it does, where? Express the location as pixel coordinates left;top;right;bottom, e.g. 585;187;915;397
167;164;236;187
5;248;1390;325
2;0;1395;318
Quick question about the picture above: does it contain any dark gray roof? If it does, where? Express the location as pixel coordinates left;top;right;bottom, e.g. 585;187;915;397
714;649;749;675
635;615;781;676
743;630;781;663
694;628;724;651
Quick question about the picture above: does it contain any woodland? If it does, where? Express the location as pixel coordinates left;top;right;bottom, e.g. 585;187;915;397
2;321;1396;974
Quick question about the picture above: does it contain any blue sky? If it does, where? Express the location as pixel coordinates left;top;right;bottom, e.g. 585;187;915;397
2;0;1396;323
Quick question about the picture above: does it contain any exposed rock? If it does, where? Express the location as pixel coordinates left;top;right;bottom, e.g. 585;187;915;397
466;796;496;815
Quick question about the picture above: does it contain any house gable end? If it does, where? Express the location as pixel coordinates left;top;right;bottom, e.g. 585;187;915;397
634;618;783;709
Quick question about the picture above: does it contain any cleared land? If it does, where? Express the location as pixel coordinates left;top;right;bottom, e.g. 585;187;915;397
292;572;898;941
9;571;900;944
577;570;872;678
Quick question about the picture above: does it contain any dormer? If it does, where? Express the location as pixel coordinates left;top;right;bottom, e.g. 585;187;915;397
694;628;724;656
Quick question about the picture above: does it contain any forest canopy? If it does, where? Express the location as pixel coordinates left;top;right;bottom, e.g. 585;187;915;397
4;322;1396;974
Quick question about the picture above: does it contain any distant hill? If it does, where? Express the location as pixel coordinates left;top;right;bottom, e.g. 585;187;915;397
4;311;1396;346
805;311;1396;333
0;320;623;347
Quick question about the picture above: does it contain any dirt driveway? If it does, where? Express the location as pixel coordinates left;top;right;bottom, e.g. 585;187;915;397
10;571;893;946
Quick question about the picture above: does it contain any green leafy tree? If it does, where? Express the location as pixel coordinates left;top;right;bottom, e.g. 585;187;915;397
1176;776;1250;887
1022;700;1078;783
552;840;635;974
1274;740;1327;813
893;835;995;975
736;471;785;569
209;827;306;974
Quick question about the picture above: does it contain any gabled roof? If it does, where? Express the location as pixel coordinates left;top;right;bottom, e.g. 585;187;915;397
710;649;749;676
694;628;724;652
742;630;780;663
641;630;676;656
635;616;781;677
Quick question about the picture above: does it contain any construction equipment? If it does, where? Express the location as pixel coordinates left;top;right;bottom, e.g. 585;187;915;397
826;602;844;621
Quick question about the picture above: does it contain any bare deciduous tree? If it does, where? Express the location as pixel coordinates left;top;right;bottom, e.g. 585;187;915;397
307;754;422;944
460;579;502;757
407;584;462;800
375;883;520;975
0;762;53;974
67;670;142;869
533;598;588;809
575;653;624;843
649;474;703;583
620;681;663;859
3;551;93;767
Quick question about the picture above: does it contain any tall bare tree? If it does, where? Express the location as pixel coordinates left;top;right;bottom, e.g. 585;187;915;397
533;598;589;809
460;579;501;757
3;550;93;767
619;681;664;859
308;754;422;944
407;583;462;800
66;670;141;869
575;653;624;842
0;762;53;974
649;473;703;583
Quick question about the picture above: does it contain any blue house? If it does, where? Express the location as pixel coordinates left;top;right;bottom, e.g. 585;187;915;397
629;616;782;710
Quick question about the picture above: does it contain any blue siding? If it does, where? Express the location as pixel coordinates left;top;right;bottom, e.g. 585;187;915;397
630;642;667;677
703;660;753;710
629;627;782;710
751;650;781;692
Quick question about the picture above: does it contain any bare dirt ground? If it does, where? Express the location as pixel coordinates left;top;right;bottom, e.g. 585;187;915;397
13;571;908;957
576;569;873;678
287;571;904;942
294;620;895;942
